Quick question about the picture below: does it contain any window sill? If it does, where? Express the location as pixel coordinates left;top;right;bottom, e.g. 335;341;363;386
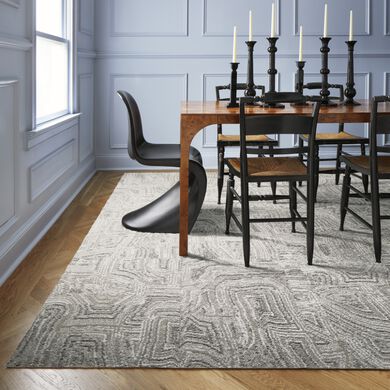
26;113;81;150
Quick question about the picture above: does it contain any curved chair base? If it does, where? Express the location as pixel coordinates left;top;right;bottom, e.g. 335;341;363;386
122;160;207;234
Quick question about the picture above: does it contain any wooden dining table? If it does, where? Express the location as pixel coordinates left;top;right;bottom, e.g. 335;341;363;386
179;99;390;256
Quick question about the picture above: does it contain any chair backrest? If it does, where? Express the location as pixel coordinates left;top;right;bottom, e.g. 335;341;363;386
216;84;265;101
117;90;146;161
303;82;344;102
369;96;390;173
303;82;344;130
239;94;321;179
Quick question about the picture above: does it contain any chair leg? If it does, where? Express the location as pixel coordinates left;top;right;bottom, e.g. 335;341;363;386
289;181;297;233
314;144;320;202
339;166;351;231
241;181;250;267
361;143;369;194
225;173;234;235
217;145;225;204
298;138;304;187
307;177;315;266
335;144;342;185
257;145;261;187
270;146;277;203
371;173;382;263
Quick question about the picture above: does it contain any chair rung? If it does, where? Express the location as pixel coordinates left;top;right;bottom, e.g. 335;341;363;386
249;194;289;201
345;207;373;229
293;209;307;230
250;217;307;223
294;187;307;202
349;184;371;201
231;212;243;232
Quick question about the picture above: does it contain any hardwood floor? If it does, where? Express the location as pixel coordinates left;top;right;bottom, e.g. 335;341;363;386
0;171;389;390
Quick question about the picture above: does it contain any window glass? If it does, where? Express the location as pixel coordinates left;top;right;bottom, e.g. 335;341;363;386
36;36;68;121
36;0;64;37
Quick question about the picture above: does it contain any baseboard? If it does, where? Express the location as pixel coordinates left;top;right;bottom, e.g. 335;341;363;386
0;159;96;286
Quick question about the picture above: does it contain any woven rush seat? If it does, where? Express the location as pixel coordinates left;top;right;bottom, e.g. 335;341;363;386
301;131;367;141
226;157;307;178
340;155;390;175
218;134;274;143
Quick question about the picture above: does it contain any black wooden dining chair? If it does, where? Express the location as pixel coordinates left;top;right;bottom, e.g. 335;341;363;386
225;93;321;267
299;83;369;195
216;84;278;204
117;90;207;233
340;95;390;263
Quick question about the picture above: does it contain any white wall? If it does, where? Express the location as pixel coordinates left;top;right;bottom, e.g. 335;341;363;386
0;0;96;285
94;0;390;170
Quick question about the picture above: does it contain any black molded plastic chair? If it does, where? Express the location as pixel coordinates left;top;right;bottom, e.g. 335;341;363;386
340;95;390;263
225;93;321;267
216;84;278;204
117;90;207;233
299;83;369;194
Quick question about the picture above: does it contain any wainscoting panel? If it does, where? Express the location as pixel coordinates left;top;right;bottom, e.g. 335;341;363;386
79;73;94;162
29;139;77;202
203;0;280;37
294;0;370;36
109;73;188;149
110;0;189;37
79;0;94;36
0;80;17;228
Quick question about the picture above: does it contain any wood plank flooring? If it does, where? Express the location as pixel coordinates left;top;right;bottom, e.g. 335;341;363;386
0;171;389;390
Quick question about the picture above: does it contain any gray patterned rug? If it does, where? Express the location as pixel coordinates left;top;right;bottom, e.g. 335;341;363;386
8;172;390;369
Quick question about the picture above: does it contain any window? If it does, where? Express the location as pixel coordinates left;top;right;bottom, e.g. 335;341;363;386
35;0;73;124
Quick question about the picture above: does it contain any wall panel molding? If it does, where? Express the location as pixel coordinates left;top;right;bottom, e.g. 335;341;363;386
0;0;20;8
0;34;32;51
78;73;94;162
79;0;94;36
293;0;371;36
0;80;18;231
94;52;390;60
29;140;77;202
110;0;189;37
202;0;280;37
385;0;390;35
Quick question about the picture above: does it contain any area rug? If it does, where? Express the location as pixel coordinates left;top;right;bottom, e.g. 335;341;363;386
8;172;390;368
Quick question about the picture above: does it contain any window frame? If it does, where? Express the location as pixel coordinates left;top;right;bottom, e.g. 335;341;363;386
33;0;76;127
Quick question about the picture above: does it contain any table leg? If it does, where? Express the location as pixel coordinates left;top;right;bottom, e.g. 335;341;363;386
179;137;190;256
179;114;218;256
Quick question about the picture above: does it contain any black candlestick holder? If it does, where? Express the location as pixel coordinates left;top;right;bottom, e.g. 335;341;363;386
263;37;284;108
320;37;337;106
294;61;308;106
245;41;257;103
227;62;239;108
344;40;360;106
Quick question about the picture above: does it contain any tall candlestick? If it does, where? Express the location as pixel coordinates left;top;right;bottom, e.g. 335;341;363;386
249;10;253;41
271;3;275;38
323;3;328;38
299;25;303;61
232;26;237;63
349;10;353;41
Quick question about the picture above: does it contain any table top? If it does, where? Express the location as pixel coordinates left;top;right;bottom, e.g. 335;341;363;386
181;100;390;124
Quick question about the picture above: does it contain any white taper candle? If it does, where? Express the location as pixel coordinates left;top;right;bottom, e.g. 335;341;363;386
271;3;275;38
349;10;353;41
232;26;237;62
299;25;303;61
249;10;253;41
323;3;328;37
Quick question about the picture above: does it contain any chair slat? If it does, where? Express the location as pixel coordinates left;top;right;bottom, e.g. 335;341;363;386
245;115;314;135
376;115;390;134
